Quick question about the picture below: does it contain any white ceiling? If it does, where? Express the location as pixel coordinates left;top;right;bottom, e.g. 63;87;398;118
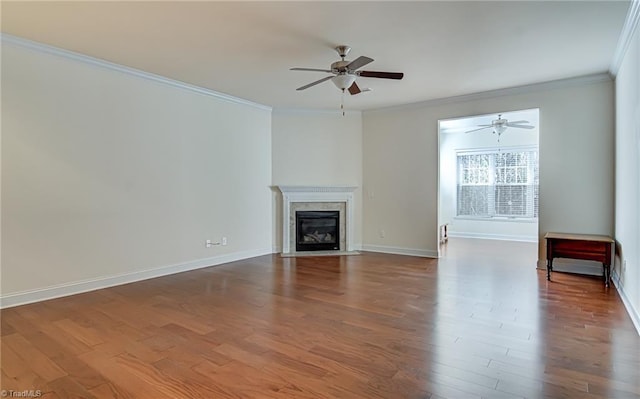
1;1;630;111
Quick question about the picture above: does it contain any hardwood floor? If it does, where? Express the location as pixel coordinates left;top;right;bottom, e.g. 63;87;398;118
2;238;639;398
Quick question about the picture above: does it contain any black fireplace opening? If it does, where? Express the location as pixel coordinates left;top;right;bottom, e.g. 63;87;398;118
296;211;340;252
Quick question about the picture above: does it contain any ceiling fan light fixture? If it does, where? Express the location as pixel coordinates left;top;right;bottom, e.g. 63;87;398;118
291;45;403;96
332;74;356;90
494;125;507;135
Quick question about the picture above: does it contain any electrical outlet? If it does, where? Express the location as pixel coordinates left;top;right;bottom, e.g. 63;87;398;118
623;259;627;272
222;236;228;246
379;230;386;239
205;239;213;248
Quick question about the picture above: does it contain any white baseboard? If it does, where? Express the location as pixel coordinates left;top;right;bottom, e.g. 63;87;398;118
360;244;438;258
448;231;537;242
0;247;272;309
535;258;603;276
611;270;640;336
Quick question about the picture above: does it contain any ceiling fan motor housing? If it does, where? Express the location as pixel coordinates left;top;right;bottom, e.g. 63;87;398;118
331;60;351;73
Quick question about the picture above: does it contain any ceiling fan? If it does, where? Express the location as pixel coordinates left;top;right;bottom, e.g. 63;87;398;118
465;114;535;136
290;45;404;95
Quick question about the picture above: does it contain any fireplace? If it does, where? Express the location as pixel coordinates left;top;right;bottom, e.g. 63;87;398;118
296;211;340;251
278;185;357;255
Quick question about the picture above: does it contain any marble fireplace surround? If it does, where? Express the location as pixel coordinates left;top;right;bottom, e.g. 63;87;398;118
278;186;357;255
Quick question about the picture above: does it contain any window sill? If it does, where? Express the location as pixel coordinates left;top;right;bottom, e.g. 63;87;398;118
454;216;538;223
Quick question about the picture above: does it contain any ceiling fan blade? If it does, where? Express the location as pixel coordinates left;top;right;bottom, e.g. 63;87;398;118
290;67;333;73
506;123;535;129
358;71;404;80
348;82;361;95
346;56;374;71
506;120;530;125
465;126;493;133
296;76;333;91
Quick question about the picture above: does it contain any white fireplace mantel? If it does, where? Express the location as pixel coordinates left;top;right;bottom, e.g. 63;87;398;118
278;186;357;254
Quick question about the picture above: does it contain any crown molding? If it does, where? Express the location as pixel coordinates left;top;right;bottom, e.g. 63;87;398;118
1;33;272;112
364;73;612;114
272;108;361;116
610;0;640;77
3;30;620;116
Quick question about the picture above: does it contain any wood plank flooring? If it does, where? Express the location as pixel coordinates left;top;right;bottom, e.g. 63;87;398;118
1;238;639;398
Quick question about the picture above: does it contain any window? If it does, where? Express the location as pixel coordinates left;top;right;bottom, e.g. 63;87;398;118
457;148;538;219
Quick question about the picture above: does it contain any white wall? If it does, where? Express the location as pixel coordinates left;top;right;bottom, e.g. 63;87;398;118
1;39;273;306
614;14;640;331
363;77;614;264
439;110;539;242
271;110;363;251
361;105;440;257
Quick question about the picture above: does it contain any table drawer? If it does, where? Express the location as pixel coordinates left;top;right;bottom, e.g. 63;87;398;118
553;239;607;255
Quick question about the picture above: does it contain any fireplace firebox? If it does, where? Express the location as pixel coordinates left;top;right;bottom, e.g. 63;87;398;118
296;211;340;251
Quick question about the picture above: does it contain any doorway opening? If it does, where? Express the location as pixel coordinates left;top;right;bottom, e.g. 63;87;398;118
437;109;540;257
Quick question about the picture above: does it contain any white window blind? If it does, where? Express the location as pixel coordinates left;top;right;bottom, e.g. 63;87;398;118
457;148;539;219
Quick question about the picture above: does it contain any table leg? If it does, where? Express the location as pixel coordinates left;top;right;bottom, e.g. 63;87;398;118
547;258;553;281
603;263;610;288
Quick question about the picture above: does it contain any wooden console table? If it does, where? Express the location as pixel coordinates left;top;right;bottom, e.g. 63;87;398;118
544;232;614;287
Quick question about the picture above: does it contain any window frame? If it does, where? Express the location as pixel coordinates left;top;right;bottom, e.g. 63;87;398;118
455;145;539;221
